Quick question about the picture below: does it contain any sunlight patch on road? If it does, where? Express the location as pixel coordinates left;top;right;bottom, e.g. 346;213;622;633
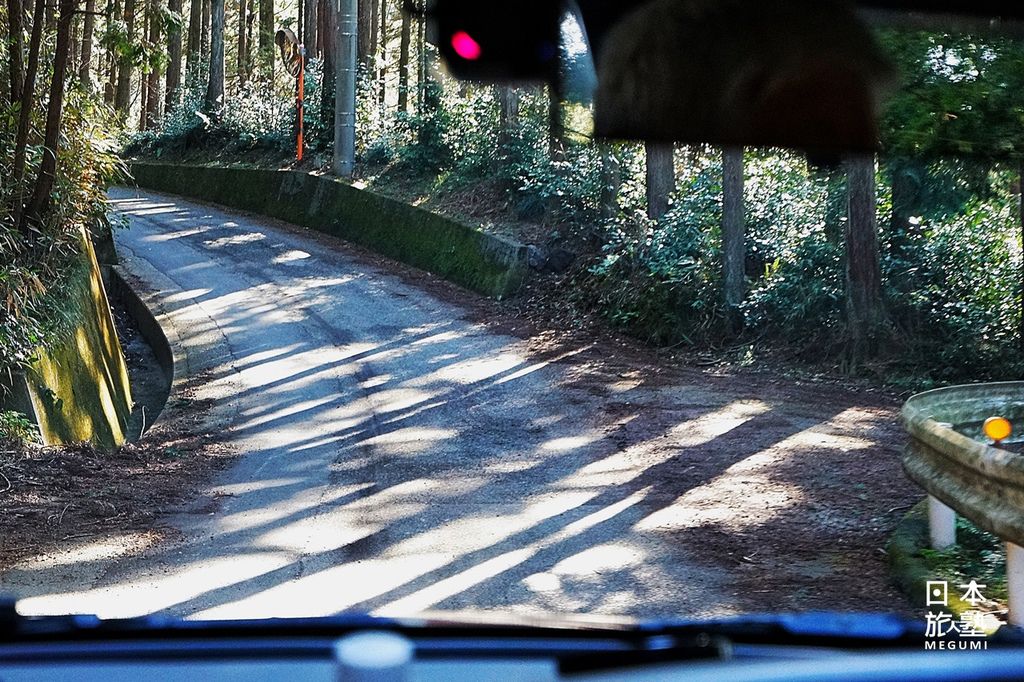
551;542;644;578
216;477;311;496
132;205;184;216
191;554;454;619
144;226;208;241
272;249;311;264
378;549;538;616
360;427;459;456
238;395;342;430
17;553;295;619
542;434;603;451
374;491;650;615
216;483;375;534
483;458;545;474
203;232;268;248
162;288;212;303
10;533;157;572
408;352;524;387
255;511;384;554
557;401;770;490
382;491;597;559
634;407;873;533
359;374;391;388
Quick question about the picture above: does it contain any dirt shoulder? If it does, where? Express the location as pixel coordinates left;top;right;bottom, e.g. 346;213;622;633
0;295;236;574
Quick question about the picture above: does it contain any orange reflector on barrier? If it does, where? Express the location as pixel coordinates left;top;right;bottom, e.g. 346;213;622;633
983;416;1012;444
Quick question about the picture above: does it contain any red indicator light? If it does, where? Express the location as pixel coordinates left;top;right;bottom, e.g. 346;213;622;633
451;31;482;61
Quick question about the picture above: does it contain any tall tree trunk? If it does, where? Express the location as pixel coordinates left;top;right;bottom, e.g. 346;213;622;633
6;0;25;103
545;84;565;223
165;0;183;108
139;24;149;132
548;85;564;163
497;85;519;191
497;86;518;144
11;0;46;230
315;0;323;57
599;144;620;221
201;0;210;58
301;0;315;55
824;166;846;245
397;1;410;113
1019;160;1024;353
645;142;673;220
205;0;225;111
236;0;248;83
115;0;137;115
844;154;886;364
186;0;203;76
318;0;335;129
415;0;425;113
71;14;81;76
722;146;746;331
22;0;77;230
376;0;386;107
257;0;273;79
78;0;96;89
103;0;119;102
357;0;374;63
888;159;924;263
144;0;161;129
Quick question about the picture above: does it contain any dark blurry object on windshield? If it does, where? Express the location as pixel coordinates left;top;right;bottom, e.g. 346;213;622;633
430;0;562;82
592;0;896;152
427;0;896;153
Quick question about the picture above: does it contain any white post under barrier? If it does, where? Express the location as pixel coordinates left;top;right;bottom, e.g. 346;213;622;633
1007;542;1024;628
928;495;957;550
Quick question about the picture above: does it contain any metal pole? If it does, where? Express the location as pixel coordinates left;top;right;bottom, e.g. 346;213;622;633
334;0;357;177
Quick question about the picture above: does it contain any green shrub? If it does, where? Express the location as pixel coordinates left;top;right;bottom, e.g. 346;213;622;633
0;410;39;444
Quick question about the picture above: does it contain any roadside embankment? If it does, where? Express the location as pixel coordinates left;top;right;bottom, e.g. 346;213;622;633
129;162;530;299
1;228;133;451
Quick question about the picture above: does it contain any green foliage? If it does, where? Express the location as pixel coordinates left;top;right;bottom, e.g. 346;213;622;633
918;517;1007;604
886;180;1022;380
2;79;125;377
0;410;39;444
588;204;721;345
129;65;294;156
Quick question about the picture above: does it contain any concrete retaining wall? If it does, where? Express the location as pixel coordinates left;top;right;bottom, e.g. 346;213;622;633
129;162;530;299
2;228;134;450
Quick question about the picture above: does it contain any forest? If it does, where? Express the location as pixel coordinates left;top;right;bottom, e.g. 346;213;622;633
4;0;1024;388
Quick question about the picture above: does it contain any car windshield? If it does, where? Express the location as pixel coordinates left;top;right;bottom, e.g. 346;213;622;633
1;0;1022;636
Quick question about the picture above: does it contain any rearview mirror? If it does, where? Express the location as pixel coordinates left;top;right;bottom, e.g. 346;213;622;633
428;0;896;153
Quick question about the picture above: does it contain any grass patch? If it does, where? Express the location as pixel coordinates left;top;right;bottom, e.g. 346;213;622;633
918;517;1008;607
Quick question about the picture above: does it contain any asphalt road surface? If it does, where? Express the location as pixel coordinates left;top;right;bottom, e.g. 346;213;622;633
7;187;915;620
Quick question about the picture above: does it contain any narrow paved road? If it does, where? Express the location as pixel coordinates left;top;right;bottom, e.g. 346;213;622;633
8;188;915;620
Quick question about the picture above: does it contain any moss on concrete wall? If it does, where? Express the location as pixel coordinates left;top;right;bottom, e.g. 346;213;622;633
129;163;530;299
12;229;134;450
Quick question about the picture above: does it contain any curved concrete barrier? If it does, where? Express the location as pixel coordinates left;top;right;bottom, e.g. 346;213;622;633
0;228;133;451
127;162;530;299
902;381;1024;625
